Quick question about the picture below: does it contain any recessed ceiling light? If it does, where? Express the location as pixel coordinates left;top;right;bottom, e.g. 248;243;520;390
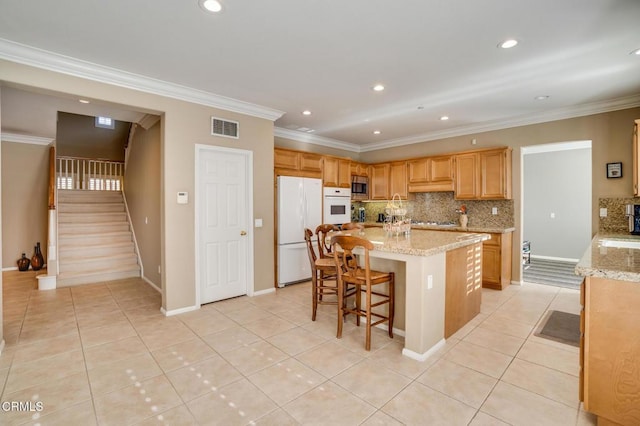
498;39;518;49
440;116;449;121
302;110;312;116
630;48;640;56
78;99;90;104
372;84;385;92
199;0;222;13
373;130;381;135
534;95;550;100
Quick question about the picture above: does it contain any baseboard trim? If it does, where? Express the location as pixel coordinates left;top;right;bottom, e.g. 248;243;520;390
2;267;18;272
402;339;446;362
142;276;161;294
161;305;199;317
250;287;275;297
530;255;580;263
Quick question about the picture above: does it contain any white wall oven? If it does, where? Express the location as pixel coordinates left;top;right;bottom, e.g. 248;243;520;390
323;187;351;226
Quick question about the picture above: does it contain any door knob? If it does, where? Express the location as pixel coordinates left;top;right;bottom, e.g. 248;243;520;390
240;230;247;236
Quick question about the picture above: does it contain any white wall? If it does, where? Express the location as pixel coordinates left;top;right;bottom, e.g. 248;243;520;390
523;143;592;260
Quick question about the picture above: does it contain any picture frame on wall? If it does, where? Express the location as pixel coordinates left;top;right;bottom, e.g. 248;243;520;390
606;162;622;178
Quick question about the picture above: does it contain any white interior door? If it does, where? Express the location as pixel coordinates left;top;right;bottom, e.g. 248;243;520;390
197;146;251;304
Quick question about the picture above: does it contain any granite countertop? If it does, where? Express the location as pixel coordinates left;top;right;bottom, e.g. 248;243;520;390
333;227;490;257
576;233;640;282
362;221;515;234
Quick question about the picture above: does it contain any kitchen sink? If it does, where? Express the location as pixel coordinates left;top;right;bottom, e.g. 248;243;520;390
599;239;640;249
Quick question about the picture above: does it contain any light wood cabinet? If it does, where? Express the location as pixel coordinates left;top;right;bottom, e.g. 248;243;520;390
369;163;390;200
389;161;409;199
481;149;511;199
633;119;639;196
369;161;410;200
581;276;640;426
445;242;483;338
323;156;351;188
350;162;369;177
481;232;512;290
408;155;454;192
274;148;323;178
454;148;512;200
454;153;480;199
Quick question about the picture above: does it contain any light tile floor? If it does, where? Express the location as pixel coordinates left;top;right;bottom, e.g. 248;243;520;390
0;270;597;425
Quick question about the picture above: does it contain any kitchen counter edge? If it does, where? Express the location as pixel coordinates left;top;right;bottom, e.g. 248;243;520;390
576;233;640;283
362;222;515;234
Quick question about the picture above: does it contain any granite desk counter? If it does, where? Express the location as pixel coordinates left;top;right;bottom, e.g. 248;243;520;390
575;233;640;426
332;227;490;361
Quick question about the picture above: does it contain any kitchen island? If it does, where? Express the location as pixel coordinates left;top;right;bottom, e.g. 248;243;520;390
576;233;640;426
334;227;490;361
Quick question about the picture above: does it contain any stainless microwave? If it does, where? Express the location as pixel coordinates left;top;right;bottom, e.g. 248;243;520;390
351;176;368;199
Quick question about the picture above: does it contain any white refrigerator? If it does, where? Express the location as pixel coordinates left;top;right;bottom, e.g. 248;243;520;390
277;176;322;287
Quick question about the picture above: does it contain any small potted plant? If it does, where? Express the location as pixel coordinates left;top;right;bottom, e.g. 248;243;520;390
458;205;468;228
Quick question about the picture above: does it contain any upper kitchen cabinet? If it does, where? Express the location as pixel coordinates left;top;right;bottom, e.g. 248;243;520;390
323;156;351;188
274;148;323;178
350;161;369;177
369;161;411;200
408;155;454;192
454;147;512;200
369;163;391;200
633;119;639;196
390;161;410;199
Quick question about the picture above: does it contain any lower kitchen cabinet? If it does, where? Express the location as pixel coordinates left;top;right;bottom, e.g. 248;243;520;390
482;232;512;290
581;276;640;426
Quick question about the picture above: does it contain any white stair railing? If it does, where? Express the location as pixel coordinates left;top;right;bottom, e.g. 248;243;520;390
57;156;124;191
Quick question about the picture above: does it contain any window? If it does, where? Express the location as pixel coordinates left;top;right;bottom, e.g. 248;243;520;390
57;176;73;189
95;116;115;129
89;178;121;191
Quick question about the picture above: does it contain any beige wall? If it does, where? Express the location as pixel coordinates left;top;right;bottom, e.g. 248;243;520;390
0;88;4;349
124;122;162;288
1;141;49;268
274;136;359;160
57;112;129;161
0;59;275;312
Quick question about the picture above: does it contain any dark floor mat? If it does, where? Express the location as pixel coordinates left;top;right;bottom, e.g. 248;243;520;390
534;310;580;347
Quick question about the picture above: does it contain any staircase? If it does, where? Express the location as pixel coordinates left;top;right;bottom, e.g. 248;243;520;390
57;190;141;287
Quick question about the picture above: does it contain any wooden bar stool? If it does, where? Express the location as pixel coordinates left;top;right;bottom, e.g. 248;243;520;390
340;222;364;232
304;228;338;321
316;224;339;259
331;234;395;350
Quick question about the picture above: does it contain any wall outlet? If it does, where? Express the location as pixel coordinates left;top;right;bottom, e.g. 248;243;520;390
491;207;498;215
599;208;607;217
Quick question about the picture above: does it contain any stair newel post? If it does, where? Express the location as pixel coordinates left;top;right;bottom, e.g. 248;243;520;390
37;145;58;290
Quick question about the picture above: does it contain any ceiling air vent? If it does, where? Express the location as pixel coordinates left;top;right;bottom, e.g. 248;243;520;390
211;117;239;139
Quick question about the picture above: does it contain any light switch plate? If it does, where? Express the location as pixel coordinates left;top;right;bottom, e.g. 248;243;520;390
255;218;263;227
599;208;607;217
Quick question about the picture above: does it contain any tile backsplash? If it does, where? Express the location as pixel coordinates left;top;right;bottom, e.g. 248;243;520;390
353;192;514;228
599;198;637;233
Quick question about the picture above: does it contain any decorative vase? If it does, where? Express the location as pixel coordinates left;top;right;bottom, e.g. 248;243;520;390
459;214;468;228
17;253;30;271
31;242;44;271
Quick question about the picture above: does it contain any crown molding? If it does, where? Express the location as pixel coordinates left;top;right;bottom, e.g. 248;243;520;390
138;114;161;130
1;132;54;145
274;128;362;153
360;94;640;152
0;38;285;122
